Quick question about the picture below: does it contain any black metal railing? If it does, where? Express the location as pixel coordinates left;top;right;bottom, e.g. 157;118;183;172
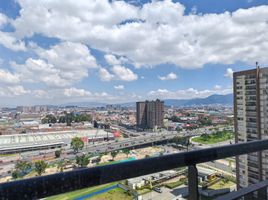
215;179;268;200
1;139;268;199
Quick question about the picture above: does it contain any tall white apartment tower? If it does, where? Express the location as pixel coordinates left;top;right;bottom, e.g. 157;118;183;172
234;67;268;189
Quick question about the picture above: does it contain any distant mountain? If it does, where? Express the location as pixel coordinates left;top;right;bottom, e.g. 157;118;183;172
164;94;233;107
60;102;107;108
62;94;233;108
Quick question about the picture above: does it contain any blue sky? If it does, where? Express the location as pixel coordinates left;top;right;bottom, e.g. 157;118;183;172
0;0;267;106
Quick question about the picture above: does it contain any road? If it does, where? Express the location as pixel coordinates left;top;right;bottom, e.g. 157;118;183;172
0;125;233;178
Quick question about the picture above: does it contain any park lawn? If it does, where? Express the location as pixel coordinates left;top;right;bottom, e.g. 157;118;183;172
192;131;234;144
45;182;117;200
209;180;235;190
87;187;132;200
137;188;151;195
165;180;185;189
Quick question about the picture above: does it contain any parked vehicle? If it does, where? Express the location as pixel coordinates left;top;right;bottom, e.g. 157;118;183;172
153;187;162;193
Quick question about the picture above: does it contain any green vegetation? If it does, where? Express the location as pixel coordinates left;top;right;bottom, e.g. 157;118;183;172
192;131;234;144
111;151;118;160
165;179;186;189
199;117;212;126
137;188;152;195
88;187;132;200
169;115;181;122
209;179;235;190
34;160;48;176
12;160;32;179
41;114;57;124
57;159;66;172
71;137;84;153
55;150;61;158
122;149;130;157
76;154;90;168
45;182;117;200
41;112;92;126
172;136;190;146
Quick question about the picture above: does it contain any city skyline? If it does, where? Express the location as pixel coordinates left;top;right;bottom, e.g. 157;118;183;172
1;0;268;106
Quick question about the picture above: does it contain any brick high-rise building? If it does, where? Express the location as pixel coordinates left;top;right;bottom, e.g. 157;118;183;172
136;99;164;129
234;66;268;189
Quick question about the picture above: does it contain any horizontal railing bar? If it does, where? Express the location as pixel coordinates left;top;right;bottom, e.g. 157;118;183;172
1;139;268;199
215;179;268;200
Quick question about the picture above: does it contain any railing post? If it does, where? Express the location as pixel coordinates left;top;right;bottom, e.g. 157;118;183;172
258;187;267;200
188;165;199;200
244;192;253;200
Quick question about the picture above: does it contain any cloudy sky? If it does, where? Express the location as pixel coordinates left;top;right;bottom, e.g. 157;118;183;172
0;0;268;106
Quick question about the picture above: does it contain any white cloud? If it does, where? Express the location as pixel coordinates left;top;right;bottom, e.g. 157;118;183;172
11;58;70;87
0;69;20;84
0;31;26;51
0;13;8;27
104;54;121;65
33;90;50;99
63;87;92;97
11;1;268;68
0;13;26;51
224;68;234;78
0;85;30;97
158;72;177;80
99;68;114;81
214;85;222;90
11;42;98;87
99;65;137;81
111;65;138;81
114;85;124;90
148;87;232;99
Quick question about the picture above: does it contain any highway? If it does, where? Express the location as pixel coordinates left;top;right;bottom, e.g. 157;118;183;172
0;125;234;178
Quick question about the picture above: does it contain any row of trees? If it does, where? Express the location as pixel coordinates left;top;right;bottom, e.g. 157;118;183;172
12;160;48;179
171;136;191;150
169;115;212;126
41;112;92;126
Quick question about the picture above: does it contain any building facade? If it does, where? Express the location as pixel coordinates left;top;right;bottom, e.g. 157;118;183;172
234;67;268;189
136;99;164;129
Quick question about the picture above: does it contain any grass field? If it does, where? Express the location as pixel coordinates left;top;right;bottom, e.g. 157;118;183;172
45;182;118;200
192;131;234;144
165;180;185;189
209;180;235;190
87;188;132;200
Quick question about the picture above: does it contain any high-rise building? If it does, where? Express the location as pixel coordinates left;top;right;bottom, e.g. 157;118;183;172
234;67;268;189
136;101;146;128
136;99;164;129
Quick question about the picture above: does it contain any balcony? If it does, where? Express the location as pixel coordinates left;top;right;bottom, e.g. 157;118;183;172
1;140;268;200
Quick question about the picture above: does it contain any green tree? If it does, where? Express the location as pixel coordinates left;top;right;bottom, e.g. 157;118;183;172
58;116;66;123
71;137;84;153
111;151;118;160
34;160;48;176
11;170;20;179
122;149;130;158
170;115;180;122
55;150;62;158
95;156;101;165
57;160;65;172
145;155;150;158
13;160;32;178
76;154;89;168
199;117;212;126
41;114;57;124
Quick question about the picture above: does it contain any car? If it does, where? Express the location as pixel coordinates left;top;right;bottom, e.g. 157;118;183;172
153;187;162;193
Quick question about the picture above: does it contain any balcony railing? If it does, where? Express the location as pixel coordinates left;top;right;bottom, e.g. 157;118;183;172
1;139;268;200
